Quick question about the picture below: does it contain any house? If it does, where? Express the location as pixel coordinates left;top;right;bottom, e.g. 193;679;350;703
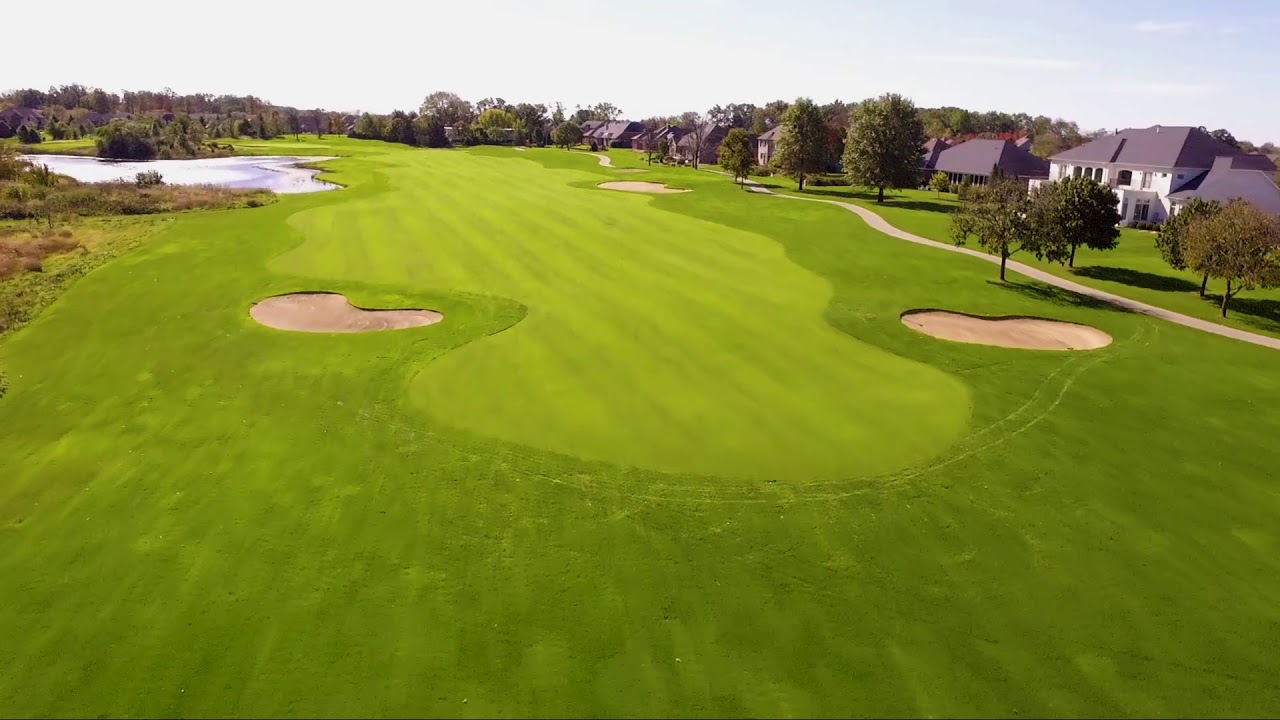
633;124;666;152
1015;136;1034;150
757;125;784;166
673;124;730;166
0;107;44;129
1038;125;1268;224
588;120;643;148
1167;154;1280;215
578;120;605;144
932;138;1050;187
919;137;953;183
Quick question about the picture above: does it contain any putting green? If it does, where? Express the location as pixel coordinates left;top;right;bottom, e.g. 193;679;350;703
277;151;970;479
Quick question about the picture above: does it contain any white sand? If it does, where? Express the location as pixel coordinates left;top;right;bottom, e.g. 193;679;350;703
902;311;1111;350
598;181;690;194
250;293;442;333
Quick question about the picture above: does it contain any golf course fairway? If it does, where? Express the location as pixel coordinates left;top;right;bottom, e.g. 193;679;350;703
0;137;1278;717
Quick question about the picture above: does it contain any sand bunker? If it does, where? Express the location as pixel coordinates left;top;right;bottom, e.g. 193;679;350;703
901;310;1111;351
612;168;647;174
250;293;442;333
599;181;690;194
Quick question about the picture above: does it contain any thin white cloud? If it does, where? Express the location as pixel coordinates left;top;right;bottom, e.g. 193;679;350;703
1218;26;1247;35
920;54;1088;71
1135;20;1192;33
1107;82;1215;98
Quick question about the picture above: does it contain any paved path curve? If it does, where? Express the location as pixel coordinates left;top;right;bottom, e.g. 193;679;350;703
738;179;1280;350
591;153;613;167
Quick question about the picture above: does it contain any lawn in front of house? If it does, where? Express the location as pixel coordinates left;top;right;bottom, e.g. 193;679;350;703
760;179;1280;338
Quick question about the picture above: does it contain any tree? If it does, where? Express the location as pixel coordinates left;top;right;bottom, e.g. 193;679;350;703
353;113;382;140
718;128;754;186
385;115;412;146
1201;126;1240;150
552;121;582;149
1184;199;1280;316
95;120;156;160
1027;176;1121;267
657;137;671;162
286;110;301;141
679;112;709;169
1155;198;1221;297
17;125;41;144
474;108;517;144
843;93;926;203
928;171;949;196
417;114;449;148
420;91;473;127
592;102;622;121
552;102;566;124
773;97;826;191
312;109;325;138
951;175;1033;281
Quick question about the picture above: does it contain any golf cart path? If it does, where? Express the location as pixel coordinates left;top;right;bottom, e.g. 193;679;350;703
739;178;1280;351
591;153;613;167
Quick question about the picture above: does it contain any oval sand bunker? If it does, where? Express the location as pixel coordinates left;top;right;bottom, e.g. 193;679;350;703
599;181;690;194
901;310;1111;351
250;293;442;333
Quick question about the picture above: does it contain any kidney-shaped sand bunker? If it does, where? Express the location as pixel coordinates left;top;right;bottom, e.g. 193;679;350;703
901;310;1111;351
250;293;442;333
598;181;690;194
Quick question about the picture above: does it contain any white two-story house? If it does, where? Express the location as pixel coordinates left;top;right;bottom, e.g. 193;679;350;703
1033;125;1280;224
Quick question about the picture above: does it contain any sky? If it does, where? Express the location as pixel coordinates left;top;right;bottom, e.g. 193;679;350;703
8;0;1280;141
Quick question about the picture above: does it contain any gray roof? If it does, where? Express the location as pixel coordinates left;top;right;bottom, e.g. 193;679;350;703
1051;125;1242;169
1168;155;1280;213
921;137;951;169
759;125;784;141
933;139;1049;178
592;120;642;138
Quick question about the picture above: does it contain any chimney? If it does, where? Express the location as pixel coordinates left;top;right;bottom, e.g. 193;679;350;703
1155;125;1161;133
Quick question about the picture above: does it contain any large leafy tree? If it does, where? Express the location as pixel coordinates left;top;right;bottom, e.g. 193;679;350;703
416;114;449;148
1156;198;1221;296
951;175;1035;281
552;121;582;149
1183;199;1280;317
286;110;301;140
420;91;474;127
475;108;517;144
1027;176;1121;267
774;97;826;191
717;128;754;186
843;93;926;202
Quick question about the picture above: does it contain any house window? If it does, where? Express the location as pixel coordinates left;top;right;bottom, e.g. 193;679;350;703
1177;174;1184;179
1073;166;1082;178
1120;198;1129;219
1094;168;1103;182
1117;170;1133;186
1141;172;1152;189
1135;200;1150;221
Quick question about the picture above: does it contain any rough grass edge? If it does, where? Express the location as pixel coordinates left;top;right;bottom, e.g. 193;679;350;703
0;220;166;400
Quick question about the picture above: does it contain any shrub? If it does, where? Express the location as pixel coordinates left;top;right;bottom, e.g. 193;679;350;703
750;164;772;177
135;170;164;187
96;120;156;160
588;140;599;152
17;125;41;144
807;174;848;187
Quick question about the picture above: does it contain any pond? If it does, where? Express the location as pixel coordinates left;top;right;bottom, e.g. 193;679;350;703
17;154;339;194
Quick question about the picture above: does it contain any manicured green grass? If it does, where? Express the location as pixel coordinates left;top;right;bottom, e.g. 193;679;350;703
17;137;98;156
1;139;1279;717
776;182;1280;337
